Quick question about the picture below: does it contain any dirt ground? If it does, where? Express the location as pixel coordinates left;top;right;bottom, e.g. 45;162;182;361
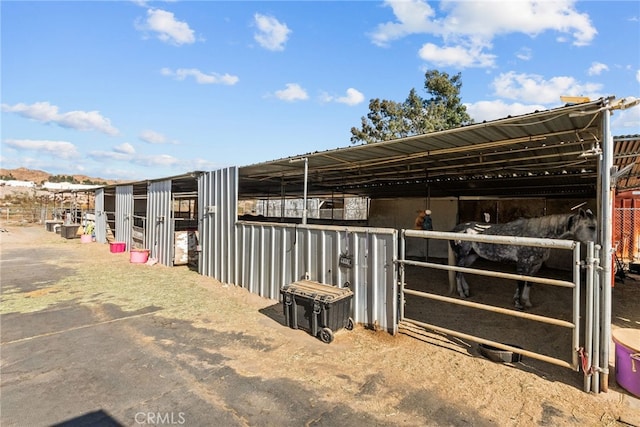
1;224;639;426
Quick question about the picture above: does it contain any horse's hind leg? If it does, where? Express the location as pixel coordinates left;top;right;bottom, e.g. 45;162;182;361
513;280;525;310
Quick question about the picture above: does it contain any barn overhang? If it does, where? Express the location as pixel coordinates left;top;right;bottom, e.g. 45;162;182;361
238;97;639;200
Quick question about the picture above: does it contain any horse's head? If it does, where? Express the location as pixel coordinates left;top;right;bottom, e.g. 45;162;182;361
569;208;597;243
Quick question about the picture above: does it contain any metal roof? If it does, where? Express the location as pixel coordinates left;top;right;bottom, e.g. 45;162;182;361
238;97;639;199
613;134;640;191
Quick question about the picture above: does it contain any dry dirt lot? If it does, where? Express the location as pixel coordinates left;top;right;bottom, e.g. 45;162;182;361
1;224;639;426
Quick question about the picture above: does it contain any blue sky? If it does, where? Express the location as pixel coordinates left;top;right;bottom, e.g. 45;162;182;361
2;1;639;182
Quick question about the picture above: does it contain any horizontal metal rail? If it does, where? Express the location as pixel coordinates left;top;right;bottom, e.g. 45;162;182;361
403;288;574;328
402;259;575;288
404;229;577;249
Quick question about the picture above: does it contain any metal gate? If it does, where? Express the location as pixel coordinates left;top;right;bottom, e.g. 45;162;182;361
115;185;133;249
398;229;601;392
147;180;173;266
94;188;106;243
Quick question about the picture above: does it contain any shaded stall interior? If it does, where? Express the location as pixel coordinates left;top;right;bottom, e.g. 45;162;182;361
101;187;116;242
169;176;199;268
131;182;148;249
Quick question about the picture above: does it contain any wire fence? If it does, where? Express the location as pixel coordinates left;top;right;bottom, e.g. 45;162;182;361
614;207;640;265
0;207;89;225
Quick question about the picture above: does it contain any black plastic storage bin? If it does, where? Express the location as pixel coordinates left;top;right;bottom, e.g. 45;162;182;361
60;224;80;239
281;280;354;343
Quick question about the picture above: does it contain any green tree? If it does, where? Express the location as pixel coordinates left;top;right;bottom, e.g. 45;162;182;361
49;174;79;184
350;70;474;144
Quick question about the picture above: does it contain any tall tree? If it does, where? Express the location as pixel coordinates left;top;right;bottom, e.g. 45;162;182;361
350;70;473;144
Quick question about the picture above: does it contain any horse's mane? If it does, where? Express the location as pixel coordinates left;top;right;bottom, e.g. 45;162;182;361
519;213;575;238
485;213;576;238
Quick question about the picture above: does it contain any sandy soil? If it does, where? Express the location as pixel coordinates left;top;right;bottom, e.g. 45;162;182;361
1;223;639;426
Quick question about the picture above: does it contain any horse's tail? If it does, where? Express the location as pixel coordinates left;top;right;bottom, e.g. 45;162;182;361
447;242;457;295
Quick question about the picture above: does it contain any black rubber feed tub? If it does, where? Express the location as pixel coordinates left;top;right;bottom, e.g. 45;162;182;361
478;343;523;363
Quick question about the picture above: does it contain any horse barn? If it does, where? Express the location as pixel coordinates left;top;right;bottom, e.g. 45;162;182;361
90;96;640;394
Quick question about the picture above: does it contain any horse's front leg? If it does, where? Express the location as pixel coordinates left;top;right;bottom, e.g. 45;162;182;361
514;258;541;309
454;251;476;298
521;283;533;308
455;272;470;298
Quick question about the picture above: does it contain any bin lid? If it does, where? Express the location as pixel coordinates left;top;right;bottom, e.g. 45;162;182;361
281;280;353;301
612;328;640;353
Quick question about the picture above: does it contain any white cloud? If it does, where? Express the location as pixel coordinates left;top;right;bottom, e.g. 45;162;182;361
136;8;195;46
337;88;365;106
370;0;438;47
611;107;640;135
140;130;165;144
114;143;136;155
88;142;137;162
274;83;308;102
1;102;119;136
161;67;239;85
322;88;365;106
636;69;640;83
139;130;178;145
1;101;59;121
370;0;596;68
87;150;131;161
437;1;596;46
3;139;79;159
254;14;291;51
134;154;180;167
491;71;602;104
465;100;547;123
418;43;496;68
515;47;532;61
58;111;118;135
587;62;609;76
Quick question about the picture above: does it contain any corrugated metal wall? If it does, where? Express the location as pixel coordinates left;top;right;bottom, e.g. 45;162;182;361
94;188;106;243
147;180;173;266
235;222;398;334
198;167;238;284
115;185;133;250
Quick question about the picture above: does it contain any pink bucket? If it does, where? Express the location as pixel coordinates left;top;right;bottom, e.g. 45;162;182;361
80;234;93;243
110;242;126;253
130;249;150;264
612;328;640;397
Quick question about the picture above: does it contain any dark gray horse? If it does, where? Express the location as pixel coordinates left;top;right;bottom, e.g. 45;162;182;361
449;209;597;309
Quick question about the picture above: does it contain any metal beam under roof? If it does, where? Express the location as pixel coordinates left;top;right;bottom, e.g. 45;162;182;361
238;98;617;199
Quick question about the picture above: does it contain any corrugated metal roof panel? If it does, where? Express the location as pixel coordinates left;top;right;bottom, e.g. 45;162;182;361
613;135;640;191
239;98;628;198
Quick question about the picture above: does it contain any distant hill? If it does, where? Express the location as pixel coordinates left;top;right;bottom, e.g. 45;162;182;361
0;167;118;185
